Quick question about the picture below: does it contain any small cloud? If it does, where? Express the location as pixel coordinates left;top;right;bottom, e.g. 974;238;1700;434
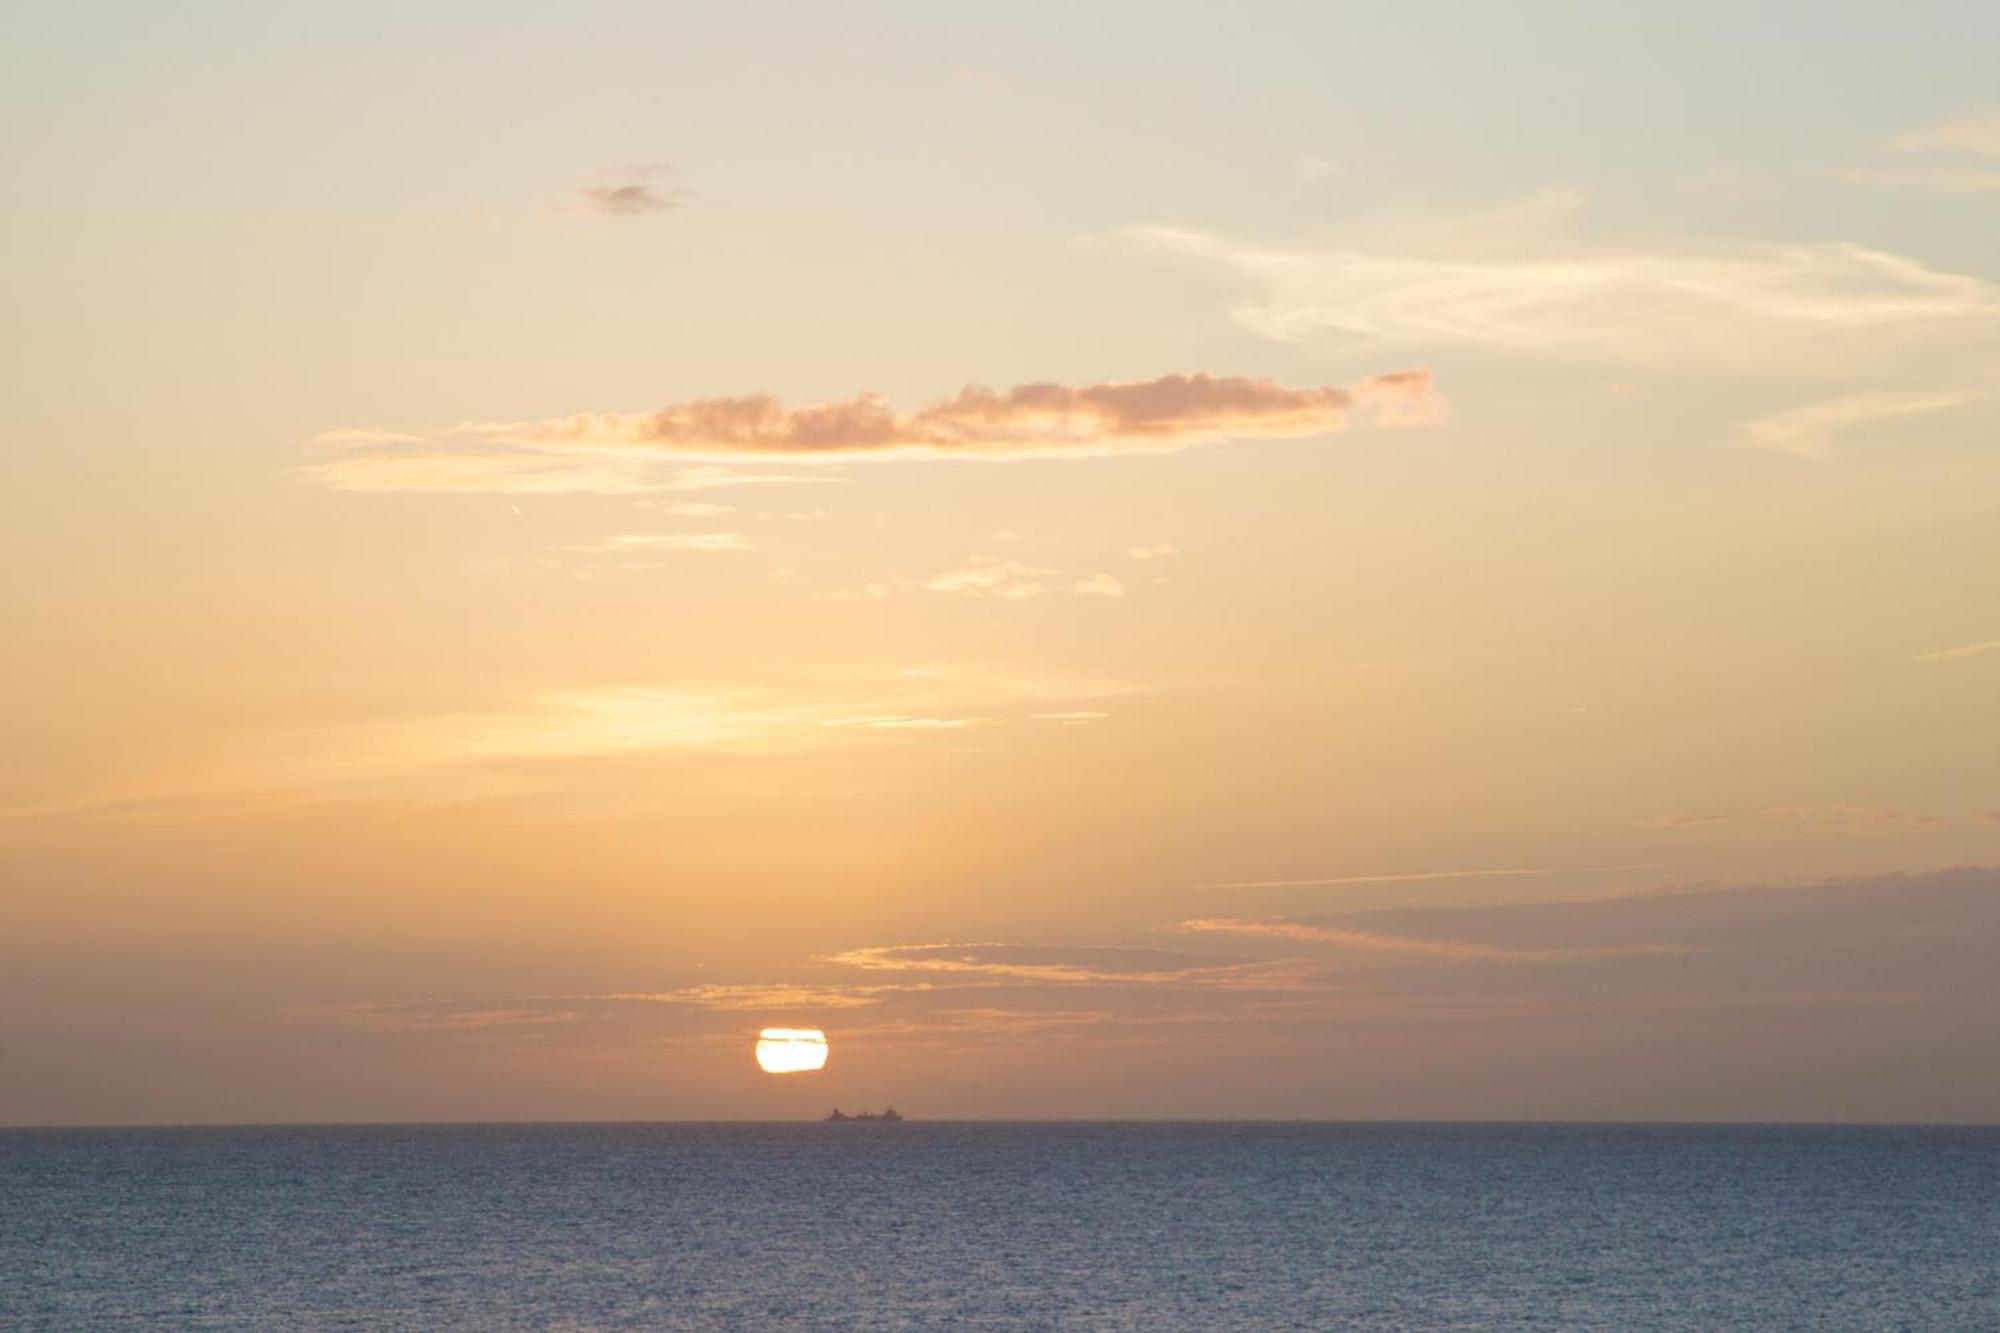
1640;805;1963;839
640;500;734;517
1178;918;1688;962
566;533;750;555
1126;542;1179;561
1738;391;1975;459
1296;154;1340;185
574;183;679;217
1823;164;2000;195
312;428;428;447
1200;865;1654;890
924;557;1058;601
821;942;1256;985
1635;813;1725;829
821;716;979;731
1890;108;2000;160
663;466;836;493
1071;574;1126;597
1032;711;1109;724
1914;639;2000;663
1826;108;2000;194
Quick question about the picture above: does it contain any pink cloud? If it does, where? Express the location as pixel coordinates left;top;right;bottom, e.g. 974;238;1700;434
307;369;1443;493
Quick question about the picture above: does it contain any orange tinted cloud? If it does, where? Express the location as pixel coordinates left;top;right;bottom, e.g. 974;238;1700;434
1177;918;1688;962
306;370;1443;493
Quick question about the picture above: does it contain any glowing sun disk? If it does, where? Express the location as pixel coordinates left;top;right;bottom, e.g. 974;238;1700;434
756;1027;829;1073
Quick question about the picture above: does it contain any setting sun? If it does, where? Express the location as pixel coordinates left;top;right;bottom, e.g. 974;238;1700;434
755;1028;829;1074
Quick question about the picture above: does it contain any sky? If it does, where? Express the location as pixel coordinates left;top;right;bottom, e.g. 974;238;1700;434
3;1;1999;1125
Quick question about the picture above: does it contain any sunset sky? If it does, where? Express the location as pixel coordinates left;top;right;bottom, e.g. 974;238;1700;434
5;2;1999;1125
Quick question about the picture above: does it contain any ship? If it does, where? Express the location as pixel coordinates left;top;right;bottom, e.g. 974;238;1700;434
824;1107;903;1122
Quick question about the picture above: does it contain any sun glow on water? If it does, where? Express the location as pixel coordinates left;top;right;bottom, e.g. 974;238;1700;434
755;1028;828;1073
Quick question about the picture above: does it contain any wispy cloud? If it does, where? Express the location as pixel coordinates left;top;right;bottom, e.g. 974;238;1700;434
1829;108;2000;194
820;715;980;731
820;942;1271;986
565;532;752;555
568;164;686;217
305;370;1441;495
925;559;1136;602
1914;639;2000;663
1177;918;1690;962
1892;108;2000;159
599;983;924;1011
1739;391;1976;459
1126;542;1179;561
924;557;1059;600
1639;804;1961;838
575;183;677;216
1120;193;2000;373
13;668;1134;819
1201;865;1655;890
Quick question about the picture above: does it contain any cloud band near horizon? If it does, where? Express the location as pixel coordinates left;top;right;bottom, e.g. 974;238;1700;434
305;369;1443;494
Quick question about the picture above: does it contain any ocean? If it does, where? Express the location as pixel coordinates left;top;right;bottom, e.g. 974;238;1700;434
3;1122;1996;1329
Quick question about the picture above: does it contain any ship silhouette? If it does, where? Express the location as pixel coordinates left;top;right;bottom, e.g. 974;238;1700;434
824;1107;903;1122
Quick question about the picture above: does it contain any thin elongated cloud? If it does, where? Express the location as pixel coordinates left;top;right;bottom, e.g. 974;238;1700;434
1178;918;1689;962
565;533;751;555
1892;108;2000;160
305;369;1442;495
1915;639;2000;663
1739;391;1976;459
12;668;1134;819
820;942;1268;986
576;184;676;215
1201;865;1654;890
1831;108;2000;194
1120;196;2000;373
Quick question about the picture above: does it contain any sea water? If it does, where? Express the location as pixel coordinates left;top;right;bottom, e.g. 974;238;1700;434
4;1122;1997;1329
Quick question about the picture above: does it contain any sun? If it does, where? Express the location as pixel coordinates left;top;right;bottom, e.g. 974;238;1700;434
755;1028;829;1074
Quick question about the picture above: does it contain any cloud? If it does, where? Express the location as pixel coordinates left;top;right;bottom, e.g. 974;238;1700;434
1120;196;2000;373
312;428;428;447
573;184;679;216
565;533;752;555
1126;542;1179;560
820;942;1263;986
924;557;1059;600
1201;865;1656;890
305;369;1442;494
820;715;979;731
599;983;921;1011
1032;711;1108;723
1640;804;1963;839
13;668;1137;818
641;501;734;516
1824;165;2000;195
925;559;1137;602
293;1001;592;1033
1830;109;2000;193
1914;639;2000;663
1891;108;2000;160
1738;391;1977;459
1178;918;1688;962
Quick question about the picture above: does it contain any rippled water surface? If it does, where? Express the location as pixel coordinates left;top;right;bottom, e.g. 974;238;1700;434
4;1122;1998;1329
